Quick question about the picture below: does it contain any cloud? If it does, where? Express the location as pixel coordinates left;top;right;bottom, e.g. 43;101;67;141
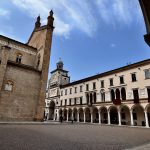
11;0;97;38
11;0;70;38
11;0;142;38
0;8;10;18
59;0;98;37
95;0;142;26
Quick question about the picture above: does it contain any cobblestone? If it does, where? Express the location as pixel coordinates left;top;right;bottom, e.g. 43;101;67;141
0;123;150;150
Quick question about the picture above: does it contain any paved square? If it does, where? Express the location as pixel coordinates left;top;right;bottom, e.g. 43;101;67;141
0;123;150;150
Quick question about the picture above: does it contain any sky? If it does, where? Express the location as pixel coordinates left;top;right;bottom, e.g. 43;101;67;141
0;0;150;82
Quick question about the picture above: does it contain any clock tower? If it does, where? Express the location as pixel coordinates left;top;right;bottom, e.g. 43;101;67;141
45;60;70;121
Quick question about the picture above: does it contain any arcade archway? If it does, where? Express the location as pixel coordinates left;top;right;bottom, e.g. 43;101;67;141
109;106;118;124
49;101;55;120
100;107;108;124
132;105;145;126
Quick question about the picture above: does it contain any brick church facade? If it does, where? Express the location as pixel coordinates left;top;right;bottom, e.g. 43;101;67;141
0;11;54;121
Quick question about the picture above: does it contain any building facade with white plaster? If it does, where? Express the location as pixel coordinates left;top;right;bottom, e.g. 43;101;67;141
45;59;150;127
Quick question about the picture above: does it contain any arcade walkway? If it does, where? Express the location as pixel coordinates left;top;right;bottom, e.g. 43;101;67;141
58;104;150;128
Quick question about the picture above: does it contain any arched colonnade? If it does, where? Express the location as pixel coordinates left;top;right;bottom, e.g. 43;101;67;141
59;104;150;127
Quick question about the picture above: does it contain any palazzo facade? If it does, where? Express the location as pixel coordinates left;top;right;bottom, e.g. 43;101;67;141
45;59;150;127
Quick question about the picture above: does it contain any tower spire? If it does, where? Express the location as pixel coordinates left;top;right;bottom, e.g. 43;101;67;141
35;15;41;29
47;10;54;29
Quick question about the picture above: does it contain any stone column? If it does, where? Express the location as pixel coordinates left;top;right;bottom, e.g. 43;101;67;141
91;113;93;123
67;110;69;122
72;111;74;121
84;111;86;123
62;110;64;120
98;111;101;124
90;109;93;123
53;112;55;121
118;110;121;126
57;110;59;121
144;111;149;127
47;113;49;120
108;110;110;125
130;110;134;126
77;112;80;122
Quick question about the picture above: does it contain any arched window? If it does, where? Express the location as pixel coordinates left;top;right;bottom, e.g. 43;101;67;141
116;89;120;100
100;89;105;102
121;88;126;100
86;93;89;105
93;92;97;103
111;89;115;101
4;81;14;91
16;53;22;63
90;93;93;105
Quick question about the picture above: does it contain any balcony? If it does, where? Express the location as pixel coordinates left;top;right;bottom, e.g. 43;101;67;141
134;99;139;104
112;99;121;105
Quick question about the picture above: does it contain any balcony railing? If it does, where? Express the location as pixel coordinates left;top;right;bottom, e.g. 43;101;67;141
112;99;121;105
134;99;139;104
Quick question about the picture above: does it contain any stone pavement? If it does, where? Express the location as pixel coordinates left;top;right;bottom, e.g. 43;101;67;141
126;143;150;150
0;123;150;150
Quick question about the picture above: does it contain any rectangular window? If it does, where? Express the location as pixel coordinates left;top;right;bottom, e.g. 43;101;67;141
93;82;96;90
80;97;82;104
131;73;137;82
133;89;139;103
133;113;137;120
80;85;83;92
69;98;71;105
65;89;67;95
75;87;77;93
145;69;150;79
65;99;67;106
86;84;89;91
110;78;113;86
101;80;104;88
101;93;105;102
74;98;76;105
70;88;72;94
120;76;124;84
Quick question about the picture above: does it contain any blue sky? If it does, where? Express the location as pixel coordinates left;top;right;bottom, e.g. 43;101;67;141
0;0;150;82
